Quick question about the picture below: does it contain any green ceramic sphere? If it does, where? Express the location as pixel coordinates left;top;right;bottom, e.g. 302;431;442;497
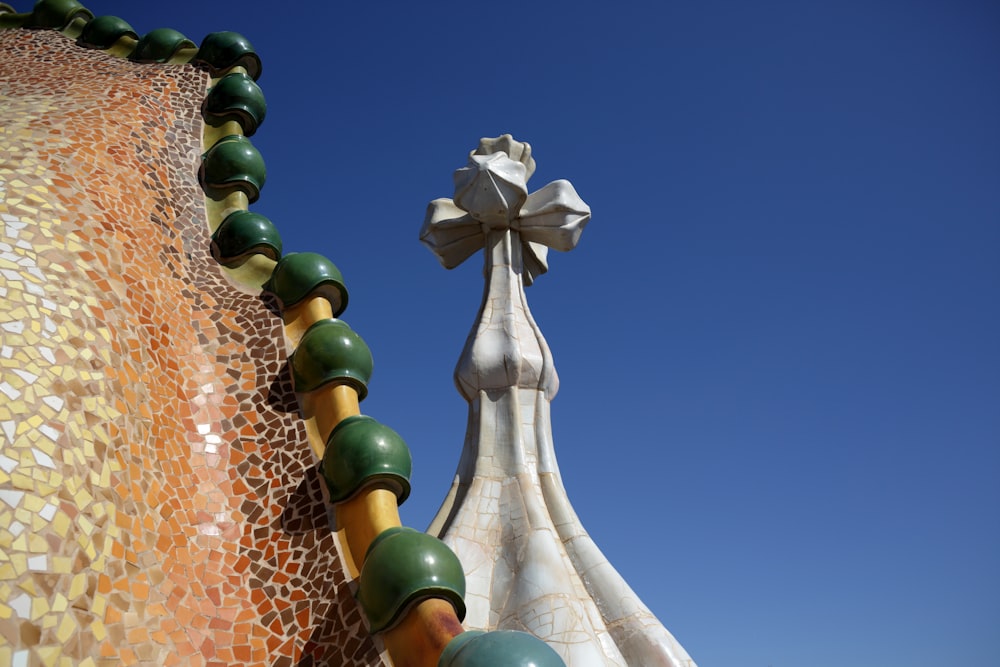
358;527;466;633
437;631;485;662
203;72;267;136
195;31;262;80
321;415;412;504
291;319;372;399
266;252;348;316
438;630;566;667
200;135;266;203
28;0;91;28
131;28;195;63
210;210;281;267
77;15;137;49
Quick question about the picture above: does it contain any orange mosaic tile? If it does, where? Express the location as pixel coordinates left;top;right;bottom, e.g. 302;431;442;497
0;29;385;666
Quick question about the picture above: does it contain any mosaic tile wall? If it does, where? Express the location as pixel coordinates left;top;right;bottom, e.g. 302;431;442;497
0;29;385;666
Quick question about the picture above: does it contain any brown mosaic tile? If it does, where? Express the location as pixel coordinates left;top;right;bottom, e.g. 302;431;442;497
0;29;385;666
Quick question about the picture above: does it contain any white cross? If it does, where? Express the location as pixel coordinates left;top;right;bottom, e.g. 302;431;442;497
420;135;590;285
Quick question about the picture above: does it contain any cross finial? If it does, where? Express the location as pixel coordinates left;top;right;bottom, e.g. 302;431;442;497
421;139;697;666
419;134;590;285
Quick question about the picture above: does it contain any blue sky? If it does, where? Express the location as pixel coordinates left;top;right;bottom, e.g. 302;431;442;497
41;1;1000;664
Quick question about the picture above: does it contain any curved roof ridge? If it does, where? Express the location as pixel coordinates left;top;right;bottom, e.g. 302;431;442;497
1;3;571;665
0;0;260;74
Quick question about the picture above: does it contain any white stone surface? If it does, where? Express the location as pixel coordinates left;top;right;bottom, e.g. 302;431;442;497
422;136;697;667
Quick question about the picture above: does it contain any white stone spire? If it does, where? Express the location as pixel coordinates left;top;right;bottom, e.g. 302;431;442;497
420;136;696;666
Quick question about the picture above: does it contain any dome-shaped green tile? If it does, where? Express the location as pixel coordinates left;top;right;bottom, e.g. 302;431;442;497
265;252;348;316
291;319;372;398
438;630;565;667
321;415;412;504
27;0;91;28
211;210;281;267
199;134;266;203
358;527;466;633
194;31;262;80
131;28;195;63
77;15;137;49
203;72;267;136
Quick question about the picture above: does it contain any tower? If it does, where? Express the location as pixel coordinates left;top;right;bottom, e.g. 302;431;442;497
422;136;696;666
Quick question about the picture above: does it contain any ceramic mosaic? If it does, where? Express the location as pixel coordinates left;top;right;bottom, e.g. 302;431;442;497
422;137;696;666
0;29;385;666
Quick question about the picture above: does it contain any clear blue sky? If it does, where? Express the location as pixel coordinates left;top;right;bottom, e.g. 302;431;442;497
48;1;1000;665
